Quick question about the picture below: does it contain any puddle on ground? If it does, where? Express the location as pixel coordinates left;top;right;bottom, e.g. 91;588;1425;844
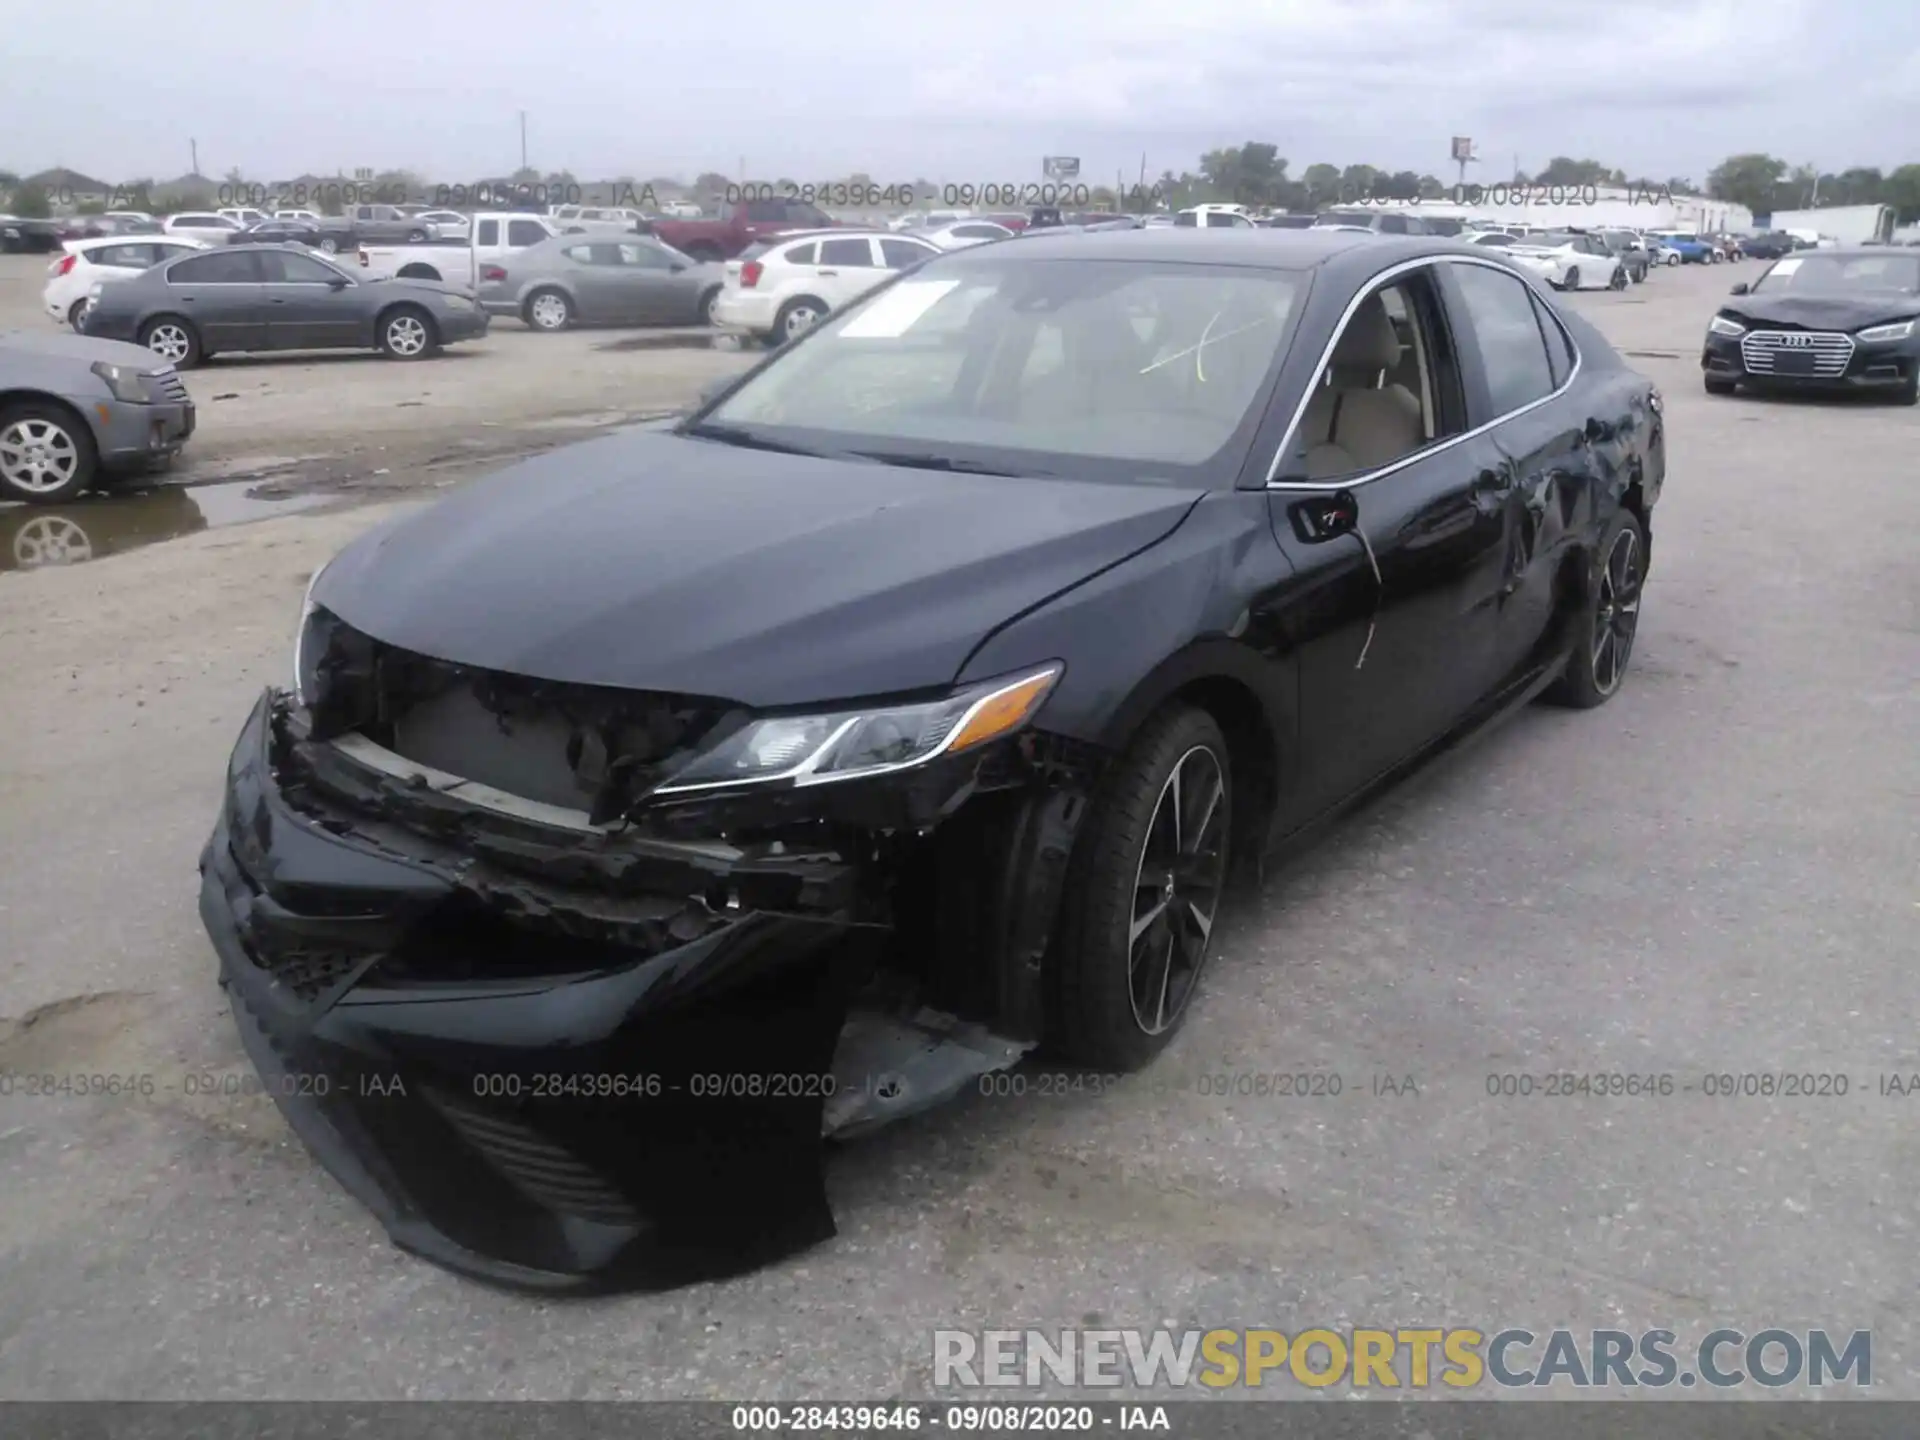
595;330;750;353
1624;349;1684;359
0;481;332;575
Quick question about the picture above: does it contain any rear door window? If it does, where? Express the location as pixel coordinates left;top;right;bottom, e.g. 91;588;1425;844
820;238;878;267
507;219;549;246
169;250;259;283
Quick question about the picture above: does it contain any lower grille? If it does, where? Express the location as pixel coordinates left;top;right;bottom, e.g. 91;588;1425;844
245;943;368;1003
429;1089;643;1225
1739;330;1853;377
149;367;191;402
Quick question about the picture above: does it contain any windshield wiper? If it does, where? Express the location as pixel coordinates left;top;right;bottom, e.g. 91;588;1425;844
680;421;836;458
842;449;1045;478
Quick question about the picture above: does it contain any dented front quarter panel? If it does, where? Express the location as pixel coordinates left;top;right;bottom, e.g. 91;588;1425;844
199;689;1090;1290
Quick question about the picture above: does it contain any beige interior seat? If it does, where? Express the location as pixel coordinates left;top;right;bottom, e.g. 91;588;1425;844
1299;295;1425;479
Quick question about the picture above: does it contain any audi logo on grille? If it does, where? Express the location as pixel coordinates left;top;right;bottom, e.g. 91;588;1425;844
1776;334;1813;347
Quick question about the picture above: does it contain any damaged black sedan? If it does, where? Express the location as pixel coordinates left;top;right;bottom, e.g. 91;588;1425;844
200;229;1665;1290
1702;248;1920;403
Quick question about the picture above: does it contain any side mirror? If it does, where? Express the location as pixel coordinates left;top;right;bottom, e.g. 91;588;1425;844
327;277;349;290
668;262;686;273
1729;282;1749;296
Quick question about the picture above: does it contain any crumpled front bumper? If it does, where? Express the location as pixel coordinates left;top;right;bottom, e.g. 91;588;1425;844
199;691;872;1292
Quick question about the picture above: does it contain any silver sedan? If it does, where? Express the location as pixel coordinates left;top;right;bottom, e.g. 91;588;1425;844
477;235;727;331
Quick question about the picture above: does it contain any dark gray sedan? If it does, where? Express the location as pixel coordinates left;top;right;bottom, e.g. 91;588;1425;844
81;244;489;368
476;235;725;330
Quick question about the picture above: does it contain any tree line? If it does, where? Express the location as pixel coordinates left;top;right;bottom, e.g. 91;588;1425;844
1704;154;1920;222
7;150;1919;221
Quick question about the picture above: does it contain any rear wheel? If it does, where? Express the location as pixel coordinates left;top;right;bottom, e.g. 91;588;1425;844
775;297;826;342
66;298;89;329
405;228;427;242
525;288;573;332
1608;265;1627;290
1049;706;1232;1070
1665;251;1680;266
318;236;340;254
1564;266;1581;290
1543;510;1646;709
140;316;200;368
699;286;722;327
0;402;98;504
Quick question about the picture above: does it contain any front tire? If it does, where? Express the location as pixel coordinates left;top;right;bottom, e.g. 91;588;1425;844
318;236;340;254
1665;251;1680;266
1565;266;1581;290
1704;376;1737;396
0;402;99;504
1608;265;1627;290
1543;510;1646;709
1050;706;1232;1070
699;285;722;327
525;288;573;332
140;316;201;368
377;305;437;359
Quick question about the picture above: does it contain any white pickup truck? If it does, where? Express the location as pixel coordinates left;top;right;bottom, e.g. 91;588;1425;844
355;213;559;288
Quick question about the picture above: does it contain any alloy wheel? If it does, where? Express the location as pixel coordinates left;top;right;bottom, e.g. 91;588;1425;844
783;303;822;339
385;314;428;355
146;324;191;363
13;514;93;567
1127;745;1229;1036
0;418;80;494
1592;527;1643;697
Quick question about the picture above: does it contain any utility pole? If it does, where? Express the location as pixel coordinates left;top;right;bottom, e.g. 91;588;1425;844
190;139;199;177
519;111;528;171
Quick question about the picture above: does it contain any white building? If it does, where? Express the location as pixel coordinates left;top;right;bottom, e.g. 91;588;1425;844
1760;204;1896;245
1384;186;1751;235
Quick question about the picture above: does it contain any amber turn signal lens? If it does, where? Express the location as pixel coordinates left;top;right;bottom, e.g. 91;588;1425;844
947;668;1061;753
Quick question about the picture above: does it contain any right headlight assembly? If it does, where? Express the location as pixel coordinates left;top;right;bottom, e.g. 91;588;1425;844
1708;314;1746;337
654;663;1063;796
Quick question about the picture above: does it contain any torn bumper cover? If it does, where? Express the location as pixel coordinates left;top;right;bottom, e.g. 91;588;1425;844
198;689;1087;1291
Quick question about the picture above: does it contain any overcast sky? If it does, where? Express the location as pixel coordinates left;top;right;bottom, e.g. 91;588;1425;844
6;0;1917;187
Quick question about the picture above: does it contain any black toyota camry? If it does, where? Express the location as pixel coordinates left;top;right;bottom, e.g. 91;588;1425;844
200;229;1665;1291
1702;248;1920;403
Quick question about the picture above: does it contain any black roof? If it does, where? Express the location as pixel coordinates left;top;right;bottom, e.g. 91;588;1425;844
947;227;1467;275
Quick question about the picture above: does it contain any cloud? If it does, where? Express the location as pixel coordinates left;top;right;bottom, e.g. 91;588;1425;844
2;0;1915;182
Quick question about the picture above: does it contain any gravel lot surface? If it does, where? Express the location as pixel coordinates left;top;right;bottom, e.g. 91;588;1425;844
0;253;1915;1401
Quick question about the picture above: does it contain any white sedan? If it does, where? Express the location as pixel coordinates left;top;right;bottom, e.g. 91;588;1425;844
43;234;208;329
912;220;1015;250
1504;231;1628;291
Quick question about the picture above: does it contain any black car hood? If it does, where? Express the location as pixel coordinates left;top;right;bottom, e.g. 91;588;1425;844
315;429;1204;708
1725;292;1920;330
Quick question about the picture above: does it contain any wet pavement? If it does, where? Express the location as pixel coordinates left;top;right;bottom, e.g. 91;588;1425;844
0;482;336;575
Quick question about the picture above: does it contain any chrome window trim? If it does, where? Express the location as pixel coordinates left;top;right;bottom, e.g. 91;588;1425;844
1264;253;1583;492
